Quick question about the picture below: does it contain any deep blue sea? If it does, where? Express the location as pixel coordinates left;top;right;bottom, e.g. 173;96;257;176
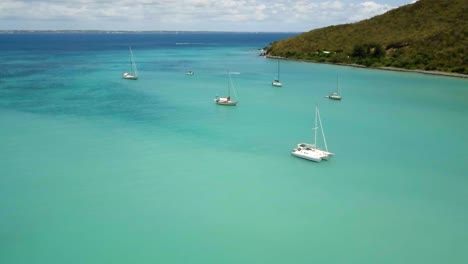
1;33;467;264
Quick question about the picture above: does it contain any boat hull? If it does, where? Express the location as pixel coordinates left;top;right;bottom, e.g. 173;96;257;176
272;81;282;87
215;101;238;106
214;98;238;106
122;73;138;80
296;143;333;161
326;93;341;100
291;149;322;162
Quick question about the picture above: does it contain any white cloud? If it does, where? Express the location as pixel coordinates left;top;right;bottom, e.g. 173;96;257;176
0;0;414;31
348;1;394;22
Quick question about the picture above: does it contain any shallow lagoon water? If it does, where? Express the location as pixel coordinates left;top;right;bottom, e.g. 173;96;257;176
0;33;467;263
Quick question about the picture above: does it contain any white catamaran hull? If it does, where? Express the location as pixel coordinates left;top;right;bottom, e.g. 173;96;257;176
297;143;333;160
291;148;323;162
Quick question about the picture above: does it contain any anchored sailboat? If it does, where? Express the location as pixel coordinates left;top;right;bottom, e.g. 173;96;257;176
326;76;342;100
122;46;138;80
291;106;334;162
214;71;238;106
185;65;194;75
272;59;282;87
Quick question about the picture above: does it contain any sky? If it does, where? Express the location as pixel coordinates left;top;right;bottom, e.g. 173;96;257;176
0;0;418;32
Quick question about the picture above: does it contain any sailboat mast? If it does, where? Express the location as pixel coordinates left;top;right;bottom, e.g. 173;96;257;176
336;74;342;95
128;46;133;69
278;59;280;80
129;46;138;77
227;71;231;97
337;75;340;94
336;75;338;93
314;106;318;146
317;108;329;151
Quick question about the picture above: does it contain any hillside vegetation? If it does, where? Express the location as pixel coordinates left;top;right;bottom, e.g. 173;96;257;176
266;0;468;75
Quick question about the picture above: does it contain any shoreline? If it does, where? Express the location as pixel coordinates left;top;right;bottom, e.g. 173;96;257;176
265;55;468;79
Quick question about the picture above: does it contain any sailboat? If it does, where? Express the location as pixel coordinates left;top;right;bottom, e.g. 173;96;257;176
291;105;334;162
214;71;238;106
185;65;194;75
326;76;342;100
271;59;282;87
122;46;138;80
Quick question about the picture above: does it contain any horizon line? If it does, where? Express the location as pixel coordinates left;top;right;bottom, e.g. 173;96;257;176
0;29;303;34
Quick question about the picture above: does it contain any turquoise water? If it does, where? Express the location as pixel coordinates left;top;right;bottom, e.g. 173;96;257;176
1;33;467;263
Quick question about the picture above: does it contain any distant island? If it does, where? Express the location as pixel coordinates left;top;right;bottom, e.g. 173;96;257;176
0;30;294;34
266;0;468;77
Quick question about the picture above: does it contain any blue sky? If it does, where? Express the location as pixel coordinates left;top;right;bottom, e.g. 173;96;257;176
0;0;417;32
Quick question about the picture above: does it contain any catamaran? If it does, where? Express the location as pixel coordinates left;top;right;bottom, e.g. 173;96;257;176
214;71;238;106
291;106;334;162
272;59;282;87
122;46;138;80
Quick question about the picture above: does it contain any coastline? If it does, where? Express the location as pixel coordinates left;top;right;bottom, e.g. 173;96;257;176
265;55;468;79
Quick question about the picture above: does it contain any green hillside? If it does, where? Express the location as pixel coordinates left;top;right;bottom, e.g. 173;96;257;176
266;0;468;75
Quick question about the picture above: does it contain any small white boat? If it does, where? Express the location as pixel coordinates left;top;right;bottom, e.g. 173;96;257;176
326;76;342;100
271;59;282;87
214;96;238;106
122;72;137;80
272;79;282;87
186;70;194;75
122;46;138;80
291;106;333;162
326;92;342;100
214;71;238;106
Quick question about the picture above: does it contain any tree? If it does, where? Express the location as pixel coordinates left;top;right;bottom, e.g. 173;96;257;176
352;44;367;57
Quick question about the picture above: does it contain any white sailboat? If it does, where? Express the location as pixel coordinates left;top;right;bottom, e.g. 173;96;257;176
185;65;194;75
326;76;342;100
272;59;282;87
214;71;238;106
291;106;334;162
122;46;138;80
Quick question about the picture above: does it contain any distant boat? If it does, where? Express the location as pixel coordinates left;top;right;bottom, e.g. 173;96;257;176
122;46;138;80
327;92;342;100
184;65;194;75
291;105;333;162
214;71;238;106
326;76;342;100
272;59;282;87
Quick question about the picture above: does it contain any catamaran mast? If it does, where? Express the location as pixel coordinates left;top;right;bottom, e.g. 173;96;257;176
317;107;329;152
314;106;318;147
